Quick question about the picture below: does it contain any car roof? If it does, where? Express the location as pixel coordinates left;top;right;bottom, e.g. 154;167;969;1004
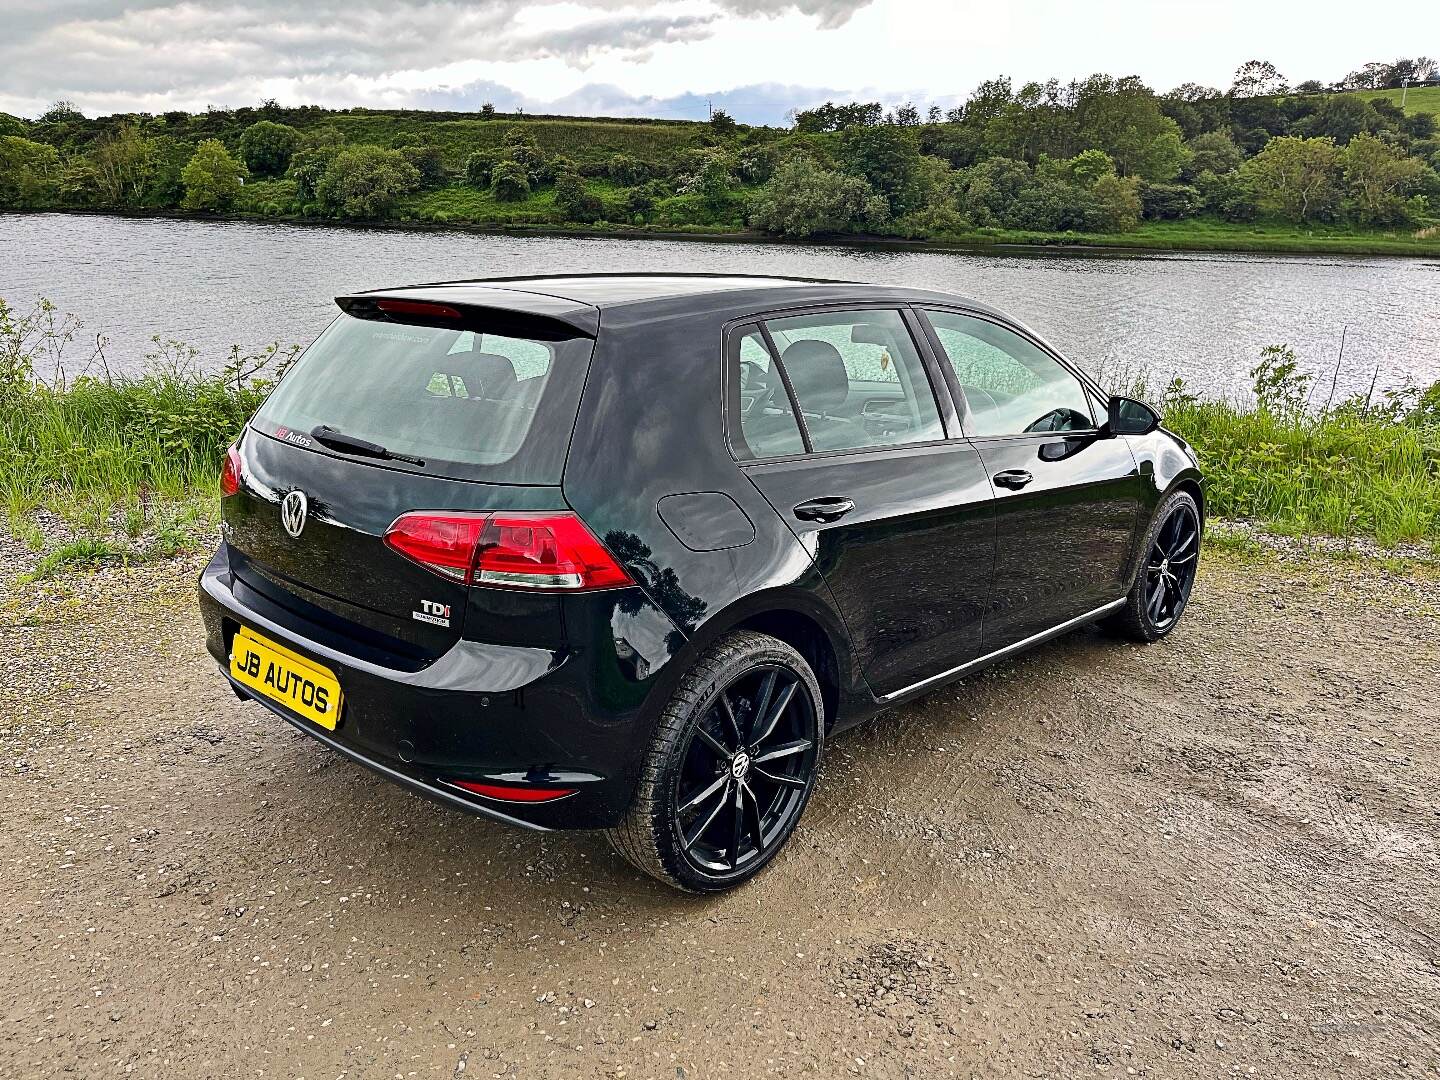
351;272;1009;325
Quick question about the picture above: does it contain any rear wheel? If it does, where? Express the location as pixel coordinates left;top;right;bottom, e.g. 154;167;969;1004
1108;489;1202;642
606;632;823;892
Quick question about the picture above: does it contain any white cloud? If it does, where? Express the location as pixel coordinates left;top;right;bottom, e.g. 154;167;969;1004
0;0;1433;122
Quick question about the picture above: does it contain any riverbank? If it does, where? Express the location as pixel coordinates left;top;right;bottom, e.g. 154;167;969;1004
2;295;1437;581
11;206;1440;258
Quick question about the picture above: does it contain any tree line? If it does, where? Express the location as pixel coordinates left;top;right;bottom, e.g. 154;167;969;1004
1;56;1437;243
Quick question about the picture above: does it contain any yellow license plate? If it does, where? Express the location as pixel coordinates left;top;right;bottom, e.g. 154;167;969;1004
230;626;344;730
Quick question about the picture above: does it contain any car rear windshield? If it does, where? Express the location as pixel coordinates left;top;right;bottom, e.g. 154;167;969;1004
253;312;594;483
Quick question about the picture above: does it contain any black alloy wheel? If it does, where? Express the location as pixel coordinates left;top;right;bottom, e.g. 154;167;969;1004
1108;488;1202;642
607;632;824;892
675;664;819;874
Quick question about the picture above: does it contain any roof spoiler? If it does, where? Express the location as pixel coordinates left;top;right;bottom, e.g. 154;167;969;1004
336;289;599;339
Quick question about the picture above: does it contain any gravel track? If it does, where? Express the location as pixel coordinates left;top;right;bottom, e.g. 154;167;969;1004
1;546;1437;1078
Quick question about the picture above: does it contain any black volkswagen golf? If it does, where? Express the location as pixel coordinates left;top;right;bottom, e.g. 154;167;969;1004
199;274;1203;892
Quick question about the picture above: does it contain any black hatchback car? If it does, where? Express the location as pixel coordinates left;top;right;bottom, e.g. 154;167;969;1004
199;274;1203;892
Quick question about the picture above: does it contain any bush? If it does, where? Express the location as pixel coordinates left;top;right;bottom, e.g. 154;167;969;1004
0;136;61;208
749;156;888;238
464;149;500;188
1139;181;1203;220
180;140;247;211
1193;169;1259;221
489;159;531;201
1092;174;1143;230
315;145;421;218
1002;175;1098;231
553;173;603;223
838;124;922;213
238;121;300;177
399;142;448;189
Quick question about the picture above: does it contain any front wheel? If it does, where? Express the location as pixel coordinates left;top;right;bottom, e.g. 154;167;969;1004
1107;489;1202;643
606;631;823;893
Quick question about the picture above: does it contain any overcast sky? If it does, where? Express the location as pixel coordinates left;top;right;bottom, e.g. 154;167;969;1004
1;0;1432;124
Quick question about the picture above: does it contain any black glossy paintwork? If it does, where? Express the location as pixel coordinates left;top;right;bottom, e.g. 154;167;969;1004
198;274;1202;832
741;441;995;696
970;432;1142;648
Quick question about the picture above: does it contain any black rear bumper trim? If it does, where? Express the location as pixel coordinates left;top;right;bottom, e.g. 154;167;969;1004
226;673;551;833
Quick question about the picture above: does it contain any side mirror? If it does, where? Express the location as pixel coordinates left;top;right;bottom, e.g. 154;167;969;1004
1107;396;1160;436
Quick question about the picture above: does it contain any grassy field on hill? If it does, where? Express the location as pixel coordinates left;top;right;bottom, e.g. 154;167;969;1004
1350;84;1440;116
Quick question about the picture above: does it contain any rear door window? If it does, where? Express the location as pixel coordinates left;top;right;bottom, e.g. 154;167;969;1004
761;309;945;453
254;313;594;482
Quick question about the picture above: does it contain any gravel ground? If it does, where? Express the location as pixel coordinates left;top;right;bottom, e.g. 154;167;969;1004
1;542;1437;1078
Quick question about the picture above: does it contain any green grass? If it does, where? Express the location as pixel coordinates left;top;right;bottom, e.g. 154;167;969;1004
1348;84;1440;116
898;217;1440;256
2;296;1437;582
1163;398;1440;546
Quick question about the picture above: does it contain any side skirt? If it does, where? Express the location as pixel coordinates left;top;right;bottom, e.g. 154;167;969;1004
875;598;1127;705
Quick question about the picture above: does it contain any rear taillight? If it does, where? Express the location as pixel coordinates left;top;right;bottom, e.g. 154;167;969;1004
220;444;242;497
383;511;633;592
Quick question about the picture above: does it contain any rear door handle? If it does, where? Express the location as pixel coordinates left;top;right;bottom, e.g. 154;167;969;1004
993;469;1033;490
792;497;856;523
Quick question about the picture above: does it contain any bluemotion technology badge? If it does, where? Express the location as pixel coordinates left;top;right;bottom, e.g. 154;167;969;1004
413;600;451;627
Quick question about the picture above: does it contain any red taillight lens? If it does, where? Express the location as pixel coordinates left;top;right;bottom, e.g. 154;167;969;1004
446;780;577;803
383;511;633;591
220;444;242;497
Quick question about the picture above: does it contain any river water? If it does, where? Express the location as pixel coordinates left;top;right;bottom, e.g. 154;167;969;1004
2;212;1437;400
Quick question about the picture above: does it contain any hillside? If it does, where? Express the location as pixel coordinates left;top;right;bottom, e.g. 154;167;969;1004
3;78;1438;257
1349;84;1440;116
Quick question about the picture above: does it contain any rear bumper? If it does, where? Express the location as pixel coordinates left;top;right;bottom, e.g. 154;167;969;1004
198;544;669;830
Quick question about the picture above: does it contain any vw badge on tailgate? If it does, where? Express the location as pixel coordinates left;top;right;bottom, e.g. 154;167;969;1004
281;489;308;538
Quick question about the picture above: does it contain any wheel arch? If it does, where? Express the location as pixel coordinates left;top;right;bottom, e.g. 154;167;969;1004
659;587;866;734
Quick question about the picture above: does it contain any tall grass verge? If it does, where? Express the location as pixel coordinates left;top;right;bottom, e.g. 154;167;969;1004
1106;346;1440;548
1;296;1437;580
0;297;296;574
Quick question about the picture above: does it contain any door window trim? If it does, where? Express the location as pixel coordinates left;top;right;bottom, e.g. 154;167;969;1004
914;305;1104;440
721;301;964;467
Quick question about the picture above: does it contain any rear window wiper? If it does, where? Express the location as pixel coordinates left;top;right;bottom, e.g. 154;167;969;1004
310;425;425;467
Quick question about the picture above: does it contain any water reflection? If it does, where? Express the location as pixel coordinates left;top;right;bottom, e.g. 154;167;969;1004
2;212;1437;400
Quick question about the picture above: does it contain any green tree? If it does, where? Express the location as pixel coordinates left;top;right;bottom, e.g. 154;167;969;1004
238;120;300;177
1339;133;1428;224
0;114;27;138
956;156;1033;226
181;139;247;210
1185;131;1243;176
489;159;531;201
0;136;61;207
1059;149;1116;187
91;122;155;206
399;142;447;188
501;127;546;182
1302;95;1383;144
552;172;603;222
315;145;420;217
1240;136;1341;221
1091;174;1142;231
1072;75;1190;180
1230;60;1287;98
749;156;888;238
838;124;922;212
464;149;499;188
709;109;738;136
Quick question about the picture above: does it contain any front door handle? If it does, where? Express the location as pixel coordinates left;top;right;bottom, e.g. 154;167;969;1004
793;497;856;523
993;469;1034;490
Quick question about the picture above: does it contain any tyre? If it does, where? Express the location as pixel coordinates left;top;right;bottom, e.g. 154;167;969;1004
606;631;824;892
1107;488;1202;643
